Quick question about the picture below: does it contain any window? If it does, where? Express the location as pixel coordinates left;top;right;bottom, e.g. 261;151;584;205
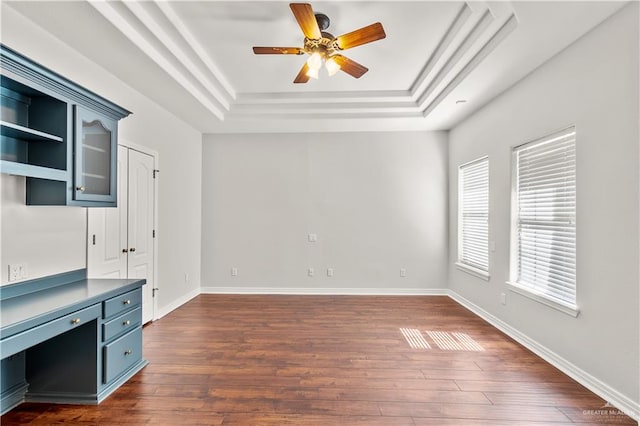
457;156;489;279
509;126;577;316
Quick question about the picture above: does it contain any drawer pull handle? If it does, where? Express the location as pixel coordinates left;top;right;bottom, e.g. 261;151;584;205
76;186;85;192
70;318;81;325
129;248;136;252
123;320;131;326
123;299;131;305
124;349;132;356
122;248;129;253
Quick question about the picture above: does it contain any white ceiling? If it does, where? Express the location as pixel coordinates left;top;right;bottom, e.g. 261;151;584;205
4;1;628;134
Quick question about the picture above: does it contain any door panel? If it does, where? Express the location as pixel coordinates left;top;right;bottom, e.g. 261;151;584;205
127;149;155;324
87;146;128;278
88;146;156;324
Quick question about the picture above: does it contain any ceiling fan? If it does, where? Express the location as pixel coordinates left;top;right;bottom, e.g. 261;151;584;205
252;3;386;83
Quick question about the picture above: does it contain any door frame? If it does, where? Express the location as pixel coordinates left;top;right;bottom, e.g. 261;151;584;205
119;138;159;322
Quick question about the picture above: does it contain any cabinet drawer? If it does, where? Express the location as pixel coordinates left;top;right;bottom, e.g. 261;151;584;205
103;307;141;342
0;304;101;359
103;327;142;384
103;288;142;319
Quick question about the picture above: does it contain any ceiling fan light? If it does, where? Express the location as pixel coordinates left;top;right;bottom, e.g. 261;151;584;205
305;67;320;79
306;52;323;70
325;57;340;76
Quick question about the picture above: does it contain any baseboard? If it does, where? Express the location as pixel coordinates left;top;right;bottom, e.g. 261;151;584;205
155;288;200;319
0;382;28;415
200;286;449;296
448;290;640;421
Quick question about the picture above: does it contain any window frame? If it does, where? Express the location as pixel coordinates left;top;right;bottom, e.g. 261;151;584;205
508;126;579;317
456;156;490;280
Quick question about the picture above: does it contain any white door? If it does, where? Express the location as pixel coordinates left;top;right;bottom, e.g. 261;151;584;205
88;146;156;324
127;149;155;324
87;146;128;278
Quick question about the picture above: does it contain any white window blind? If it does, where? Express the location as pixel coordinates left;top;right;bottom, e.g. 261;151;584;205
458;157;489;275
512;127;576;310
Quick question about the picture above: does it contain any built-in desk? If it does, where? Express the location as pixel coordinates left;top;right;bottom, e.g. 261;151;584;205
0;270;148;414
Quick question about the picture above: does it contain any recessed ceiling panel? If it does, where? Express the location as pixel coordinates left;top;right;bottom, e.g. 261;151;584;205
171;1;465;92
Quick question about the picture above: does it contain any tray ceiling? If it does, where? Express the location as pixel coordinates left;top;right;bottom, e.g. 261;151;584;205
3;1;628;133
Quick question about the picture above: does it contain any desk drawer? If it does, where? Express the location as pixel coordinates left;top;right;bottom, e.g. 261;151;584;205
103;327;142;384
103;307;141;342
0;304;101;359
103;288;142;319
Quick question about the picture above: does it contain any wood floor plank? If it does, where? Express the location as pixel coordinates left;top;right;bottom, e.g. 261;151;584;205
2;295;635;425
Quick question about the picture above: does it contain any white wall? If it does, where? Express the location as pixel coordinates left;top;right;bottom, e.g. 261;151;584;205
201;131;448;293
449;2;638;408
0;5;203;312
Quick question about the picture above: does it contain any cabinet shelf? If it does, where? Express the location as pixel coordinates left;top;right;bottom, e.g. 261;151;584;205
1;121;64;143
0;160;67;181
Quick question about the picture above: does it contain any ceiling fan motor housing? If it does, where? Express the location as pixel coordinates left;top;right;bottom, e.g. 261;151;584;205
315;13;330;31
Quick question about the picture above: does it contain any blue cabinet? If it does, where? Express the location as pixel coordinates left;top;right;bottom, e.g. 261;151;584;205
0;44;130;207
0;272;147;413
74;106;118;204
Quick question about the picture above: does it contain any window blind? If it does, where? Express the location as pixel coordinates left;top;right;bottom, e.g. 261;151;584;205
459;157;489;274
513;127;576;308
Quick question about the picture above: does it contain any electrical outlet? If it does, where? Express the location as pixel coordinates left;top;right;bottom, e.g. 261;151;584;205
8;264;20;282
308;267;315;277
184;273;189;283
308;233;317;242
501;293;507;305
231;267;238;276
327;267;334;277
400;268;406;278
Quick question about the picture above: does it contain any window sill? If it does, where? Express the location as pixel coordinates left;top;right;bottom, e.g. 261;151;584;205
506;281;580;318
455;262;490;281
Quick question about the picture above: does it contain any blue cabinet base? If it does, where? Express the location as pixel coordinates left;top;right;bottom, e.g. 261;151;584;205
0;270;147;415
0;382;28;415
25;359;148;405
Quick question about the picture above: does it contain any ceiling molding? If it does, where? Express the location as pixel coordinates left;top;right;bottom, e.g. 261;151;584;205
154;1;237;101
89;0;227;120
87;0;519;122
421;12;518;117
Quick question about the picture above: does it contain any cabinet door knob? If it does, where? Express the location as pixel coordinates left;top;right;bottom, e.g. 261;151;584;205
124;349;132;356
70;318;81;325
76;186;85;192
122;248;129;253
123;320;131;326
129;248;136;252
123;299;131;305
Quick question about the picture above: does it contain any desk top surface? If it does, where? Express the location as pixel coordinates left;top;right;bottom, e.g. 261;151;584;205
1;278;145;338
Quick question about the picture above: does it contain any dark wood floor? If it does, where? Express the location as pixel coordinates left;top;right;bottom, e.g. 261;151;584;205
2;295;636;425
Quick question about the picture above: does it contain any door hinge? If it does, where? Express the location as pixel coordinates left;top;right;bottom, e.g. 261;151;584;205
152;229;156;238
92;234;96;245
152;288;159;297
153;169;159;179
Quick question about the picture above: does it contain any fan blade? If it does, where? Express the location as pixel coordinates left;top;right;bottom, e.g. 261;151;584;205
335;22;386;50
253;47;304;55
290;3;321;39
294;63;311;84
332;55;368;78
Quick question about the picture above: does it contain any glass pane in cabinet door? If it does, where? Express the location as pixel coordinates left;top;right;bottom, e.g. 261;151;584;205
82;120;111;195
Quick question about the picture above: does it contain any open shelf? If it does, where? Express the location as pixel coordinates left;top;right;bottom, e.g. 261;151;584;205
1;121;64;143
0;160;67;181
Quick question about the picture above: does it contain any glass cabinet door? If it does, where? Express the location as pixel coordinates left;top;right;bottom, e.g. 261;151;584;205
74;106;117;204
